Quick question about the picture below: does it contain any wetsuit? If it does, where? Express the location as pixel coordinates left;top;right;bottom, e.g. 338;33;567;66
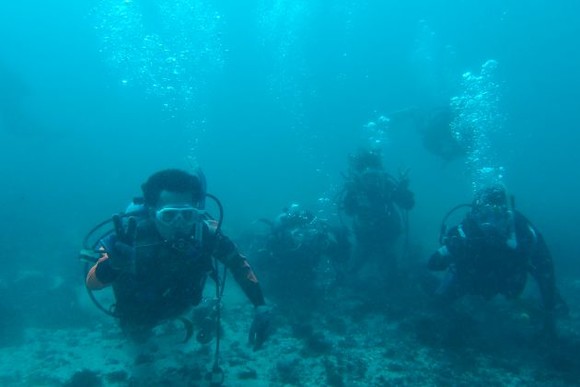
342;168;414;278
429;211;563;320
86;218;265;338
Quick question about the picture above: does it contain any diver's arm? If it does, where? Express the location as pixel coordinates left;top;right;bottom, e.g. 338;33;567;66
428;245;452;271
85;235;121;290
86;254;118;290
393;185;415;210
212;230;266;307
342;187;357;216
527;230;556;313
428;226;465;271
526;226;562;335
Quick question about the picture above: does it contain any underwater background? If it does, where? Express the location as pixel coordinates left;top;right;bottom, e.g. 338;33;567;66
0;0;579;385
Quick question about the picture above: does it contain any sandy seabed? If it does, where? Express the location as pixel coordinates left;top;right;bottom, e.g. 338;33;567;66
1;281;580;386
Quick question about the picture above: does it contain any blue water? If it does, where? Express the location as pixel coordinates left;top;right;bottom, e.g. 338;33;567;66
0;0;579;341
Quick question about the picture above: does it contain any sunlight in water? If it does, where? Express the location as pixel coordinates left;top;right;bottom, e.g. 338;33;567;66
92;0;224;114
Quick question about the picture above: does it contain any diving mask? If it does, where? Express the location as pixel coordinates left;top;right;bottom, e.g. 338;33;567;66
155;206;205;226
472;204;512;235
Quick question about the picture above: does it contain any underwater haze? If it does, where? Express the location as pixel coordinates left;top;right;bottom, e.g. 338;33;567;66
1;0;579;385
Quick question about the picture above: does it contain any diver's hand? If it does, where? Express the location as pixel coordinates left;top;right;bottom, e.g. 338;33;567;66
108;214;137;271
427;247;452;271
113;214;137;245
249;305;271;351
394;187;415;210
397;168;411;189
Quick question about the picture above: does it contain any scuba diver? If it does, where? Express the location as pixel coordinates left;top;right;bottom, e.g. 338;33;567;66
428;184;568;336
383;105;466;162
255;204;350;311
414;106;466;162
84;169;271;350
339;148;415;286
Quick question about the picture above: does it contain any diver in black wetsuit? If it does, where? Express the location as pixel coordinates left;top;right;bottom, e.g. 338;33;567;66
428;184;568;336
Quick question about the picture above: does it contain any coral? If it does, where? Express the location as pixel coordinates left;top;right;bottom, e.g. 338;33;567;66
106;370;128;383
237;367;258;380
306;331;333;355
276;356;302;385
65;369;102;387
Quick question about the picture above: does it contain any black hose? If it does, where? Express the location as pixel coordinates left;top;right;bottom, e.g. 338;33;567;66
438;203;472;245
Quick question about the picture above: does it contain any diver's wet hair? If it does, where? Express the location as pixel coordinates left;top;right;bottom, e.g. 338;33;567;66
473;184;509;208
349;148;383;171
142;169;203;207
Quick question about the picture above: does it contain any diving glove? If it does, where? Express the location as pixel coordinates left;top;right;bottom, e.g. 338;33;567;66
108;214;137;271
249;305;271;351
